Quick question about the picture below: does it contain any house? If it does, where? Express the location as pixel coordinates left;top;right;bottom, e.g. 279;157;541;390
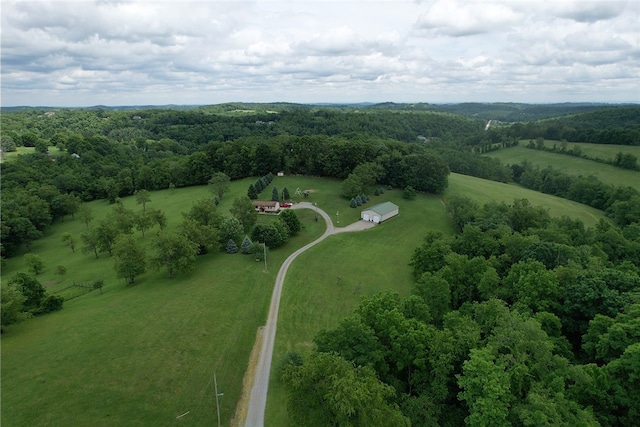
361;201;399;223
252;200;280;213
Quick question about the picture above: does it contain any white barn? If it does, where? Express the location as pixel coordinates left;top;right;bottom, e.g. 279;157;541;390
361;202;399;223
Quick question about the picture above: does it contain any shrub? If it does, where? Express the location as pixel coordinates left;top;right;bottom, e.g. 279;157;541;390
403;185;417;200
38;295;64;314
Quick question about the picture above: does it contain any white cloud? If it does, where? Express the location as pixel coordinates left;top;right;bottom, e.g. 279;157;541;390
1;0;638;106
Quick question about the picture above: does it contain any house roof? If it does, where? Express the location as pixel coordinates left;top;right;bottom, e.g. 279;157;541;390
252;201;279;207
363;201;399;216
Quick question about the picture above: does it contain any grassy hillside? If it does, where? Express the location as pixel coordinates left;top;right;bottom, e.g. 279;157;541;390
0;178;328;427
485;146;640;192
446;173;606;227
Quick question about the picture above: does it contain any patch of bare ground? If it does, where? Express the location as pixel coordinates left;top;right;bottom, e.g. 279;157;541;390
230;326;264;427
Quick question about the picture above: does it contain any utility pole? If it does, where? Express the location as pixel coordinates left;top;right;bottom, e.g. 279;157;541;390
214;373;224;427
263;243;267;272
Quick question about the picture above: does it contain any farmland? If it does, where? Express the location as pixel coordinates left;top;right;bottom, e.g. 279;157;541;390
485;145;640;192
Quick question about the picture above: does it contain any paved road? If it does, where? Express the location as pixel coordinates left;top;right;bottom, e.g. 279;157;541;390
244;203;374;426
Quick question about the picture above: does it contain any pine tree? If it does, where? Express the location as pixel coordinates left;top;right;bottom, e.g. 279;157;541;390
272;186;279;202
283;187;290;200
248;184;258;200
350;198;357;208
226;239;238;254
241;235;253;254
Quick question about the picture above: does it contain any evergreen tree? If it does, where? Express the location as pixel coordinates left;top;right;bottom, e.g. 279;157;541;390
283;187;290;200
226;239;238;254
350;198;357;208
241;235;253;254
248;184;258;200
272;186;279;202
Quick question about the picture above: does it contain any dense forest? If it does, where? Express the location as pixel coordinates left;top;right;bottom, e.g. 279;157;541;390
281;197;640;426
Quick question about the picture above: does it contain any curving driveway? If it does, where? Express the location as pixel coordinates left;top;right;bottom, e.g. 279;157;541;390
244;202;375;426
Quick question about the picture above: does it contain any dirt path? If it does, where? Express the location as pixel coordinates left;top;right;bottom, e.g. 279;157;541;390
241;203;374;426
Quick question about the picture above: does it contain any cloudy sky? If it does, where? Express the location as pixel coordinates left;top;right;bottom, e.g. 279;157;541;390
1;0;638;106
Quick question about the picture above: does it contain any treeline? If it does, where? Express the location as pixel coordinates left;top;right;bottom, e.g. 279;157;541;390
511;161;640;226
280;197;640;426
1;107;483;147
493;107;640;146
523;139;639;171
1;133;449;258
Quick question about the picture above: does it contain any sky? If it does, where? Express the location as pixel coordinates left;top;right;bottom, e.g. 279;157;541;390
1;0;639;107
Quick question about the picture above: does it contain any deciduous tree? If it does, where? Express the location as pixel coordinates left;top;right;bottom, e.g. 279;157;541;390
230;196;257;232
135;189;151;212
152;232;198;278
112;234;146;285
208;172;231;200
24;253;44;275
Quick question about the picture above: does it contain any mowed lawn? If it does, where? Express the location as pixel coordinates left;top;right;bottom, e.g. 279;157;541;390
446;173;606;227
0;178;327;427
266;190;454;426
485;146;640;192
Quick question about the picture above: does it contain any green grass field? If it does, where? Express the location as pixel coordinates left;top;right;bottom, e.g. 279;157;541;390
535;140;640;162
485;146;640;192
0;178;329;427
2;173;609;426
446;173;606;227
0;146;61;163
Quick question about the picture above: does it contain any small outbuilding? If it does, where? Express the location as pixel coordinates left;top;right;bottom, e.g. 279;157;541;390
361;201;399;223
252;200;280;213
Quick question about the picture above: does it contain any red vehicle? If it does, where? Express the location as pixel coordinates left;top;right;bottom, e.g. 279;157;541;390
280;203;292;208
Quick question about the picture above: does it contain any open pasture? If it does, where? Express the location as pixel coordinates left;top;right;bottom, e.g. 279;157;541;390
485;146;640;192
0;177;326;427
535;139;640;161
446;173;606;227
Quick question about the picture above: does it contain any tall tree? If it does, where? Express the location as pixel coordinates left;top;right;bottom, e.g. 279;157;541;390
178;218;219;255
219;217;244;248
24;253;44;275
184;198;222;228
77;204;94;229
81;228;100;259
279;209;301;236
152;232;199;278
61;232;76;253
230;196;257;232
208;172;231;200
7;273;45;313
135;189;151;212
281;352;410;427
247;183;258;200
112;234;146;285
1;282;28;330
